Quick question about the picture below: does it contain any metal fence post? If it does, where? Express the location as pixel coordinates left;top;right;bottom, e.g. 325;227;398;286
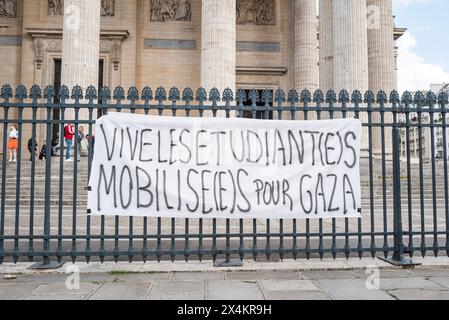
214;88;243;268
29;86;64;269
379;95;420;267
0;85;12;265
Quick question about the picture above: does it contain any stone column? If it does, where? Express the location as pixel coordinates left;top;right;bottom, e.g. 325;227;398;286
394;44;399;90
61;0;101;120
319;0;333;93
332;0;369;93
367;0;395;156
294;0;318;92
332;0;369;152
201;0;236;101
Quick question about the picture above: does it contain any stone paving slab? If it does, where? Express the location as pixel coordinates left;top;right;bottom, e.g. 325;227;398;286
378;277;442;290
148;292;205;300
316;279;395;300
353;270;418;279
263;290;330;300
226;271;302;281
0;283;39;300
25;294;87;301
0;274;69;284
412;269;449;278
29;282;98;296
258;280;318;291
150;280;205;295
387;288;449;300
302;270;359;280
206;280;264;300
89;282;152;300
2;260;449;300
65;273;118;283
173;272;224;281
426;277;449;289
115;273;172;282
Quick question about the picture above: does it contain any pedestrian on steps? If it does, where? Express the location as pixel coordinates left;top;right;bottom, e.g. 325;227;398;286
64;123;75;162
7;125;18;162
27;137;38;161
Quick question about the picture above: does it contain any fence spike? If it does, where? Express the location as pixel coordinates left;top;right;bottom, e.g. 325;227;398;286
15;84;27;100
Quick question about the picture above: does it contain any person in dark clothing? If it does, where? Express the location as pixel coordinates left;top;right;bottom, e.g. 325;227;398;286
39;140;48;161
51;136;59;156
77;126;85;161
38;136;59;161
27;137;38;161
86;134;95;158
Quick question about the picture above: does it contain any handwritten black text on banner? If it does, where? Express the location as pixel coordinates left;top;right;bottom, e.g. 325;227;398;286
87;113;362;219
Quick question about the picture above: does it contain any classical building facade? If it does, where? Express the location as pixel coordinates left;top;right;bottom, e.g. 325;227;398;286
400;84;449;162
0;0;405;95
0;0;405;151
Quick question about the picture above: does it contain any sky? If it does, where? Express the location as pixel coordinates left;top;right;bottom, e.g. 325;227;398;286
393;0;449;92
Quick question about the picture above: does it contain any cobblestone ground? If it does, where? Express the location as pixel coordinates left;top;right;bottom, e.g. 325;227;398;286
1;262;449;300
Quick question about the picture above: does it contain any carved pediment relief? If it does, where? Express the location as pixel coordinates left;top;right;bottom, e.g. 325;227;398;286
150;0;192;22
100;0;115;16
237;0;275;26
0;0;17;18
48;0;115;17
48;0;63;15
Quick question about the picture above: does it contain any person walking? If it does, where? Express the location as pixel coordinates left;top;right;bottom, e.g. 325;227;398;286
7;125;18;162
86;134;95;158
77;126;85;142
39;140;48;161
27;137;38;161
64;123;75;162
77;125;85;159
51;135;59;157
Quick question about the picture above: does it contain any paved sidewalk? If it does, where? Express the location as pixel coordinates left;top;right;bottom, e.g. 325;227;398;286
1;258;449;300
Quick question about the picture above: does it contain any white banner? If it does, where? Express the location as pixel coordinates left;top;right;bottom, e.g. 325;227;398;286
87;113;362;219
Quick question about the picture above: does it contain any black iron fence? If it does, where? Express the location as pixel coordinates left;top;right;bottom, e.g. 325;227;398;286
0;84;448;267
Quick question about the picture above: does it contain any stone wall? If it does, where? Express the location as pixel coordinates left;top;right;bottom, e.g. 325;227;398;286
136;0;290;92
0;0;22;154
0;0;300;100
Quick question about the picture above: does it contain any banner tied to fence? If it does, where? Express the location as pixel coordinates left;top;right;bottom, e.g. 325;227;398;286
87;113;362;219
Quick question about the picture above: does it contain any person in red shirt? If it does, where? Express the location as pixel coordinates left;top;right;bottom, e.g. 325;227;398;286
64;123;75;161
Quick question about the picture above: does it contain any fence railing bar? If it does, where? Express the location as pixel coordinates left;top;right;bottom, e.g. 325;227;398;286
0;102;9;265
13;104;24;263
417;97;427;257
428;95;439;257
56;99;65;262
72;103;80;263
0;230;409;240
403;97;415;258
441;100;449;256
28;102;38;262
85;100;94;263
